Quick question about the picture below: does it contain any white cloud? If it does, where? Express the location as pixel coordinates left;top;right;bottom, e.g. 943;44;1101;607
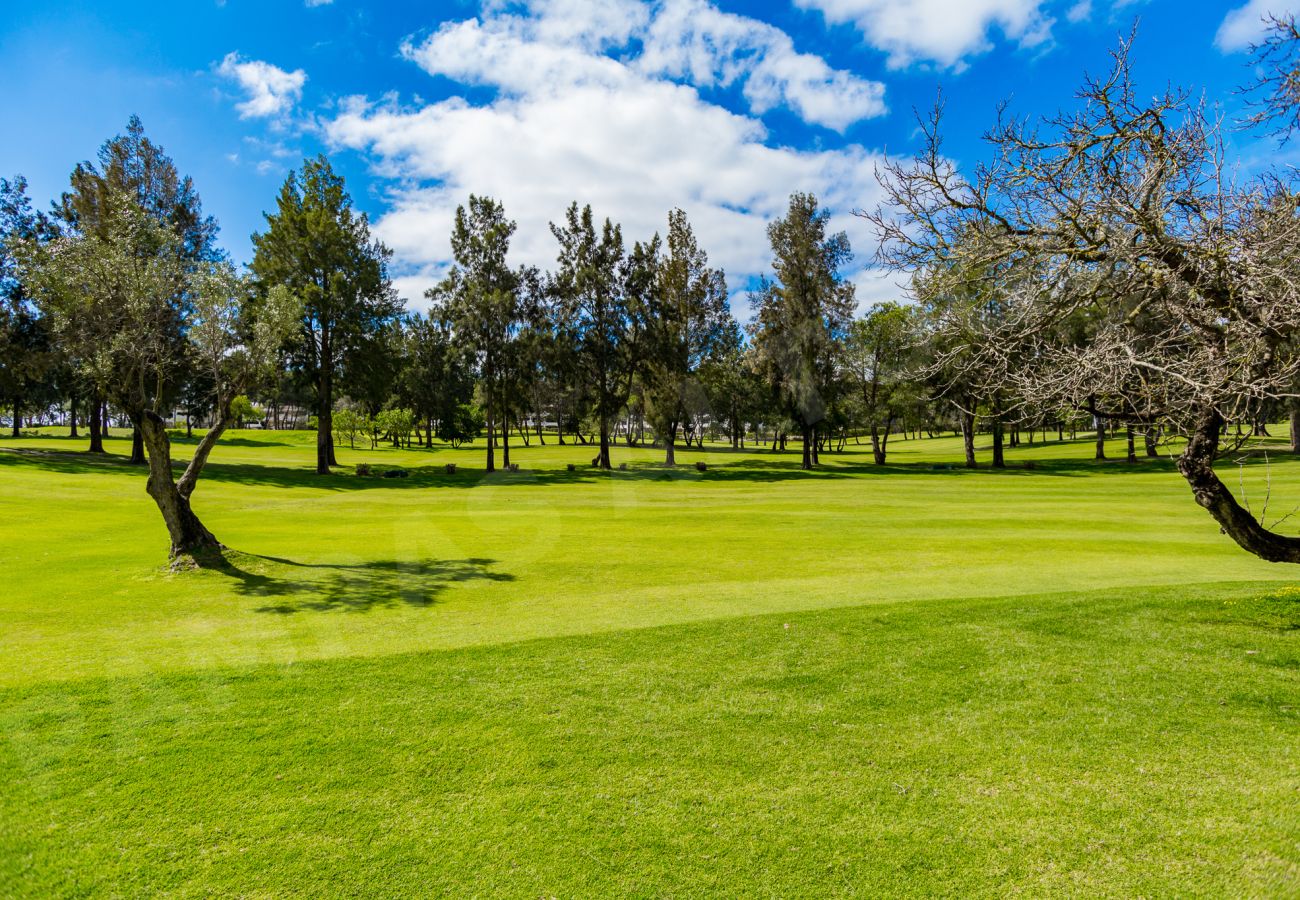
851;268;908;313
405;0;885;130
404;18;633;96
1216;1;1300;52
323;2;892;310
637;0;886;129
795;0;1054;70
305;0;333;6
216;52;307;119
326;89;884;310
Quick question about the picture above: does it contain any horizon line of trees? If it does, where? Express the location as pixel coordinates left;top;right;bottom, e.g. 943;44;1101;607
7;18;1300;567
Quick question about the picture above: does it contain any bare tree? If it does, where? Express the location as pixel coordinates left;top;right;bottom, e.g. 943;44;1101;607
865;40;1300;562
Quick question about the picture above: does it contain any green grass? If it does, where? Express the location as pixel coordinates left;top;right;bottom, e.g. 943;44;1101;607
1;428;1298;895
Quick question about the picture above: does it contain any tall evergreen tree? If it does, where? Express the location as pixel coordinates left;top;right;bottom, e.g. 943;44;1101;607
428;196;532;472
751;193;855;470
395;313;474;447
549;203;631;469
251;156;400;474
642;209;732;466
0;176;54;438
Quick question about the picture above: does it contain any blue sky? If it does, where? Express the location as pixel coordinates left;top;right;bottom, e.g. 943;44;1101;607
0;0;1290;313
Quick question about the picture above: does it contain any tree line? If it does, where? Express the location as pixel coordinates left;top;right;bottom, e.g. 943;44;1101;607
5;20;1300;567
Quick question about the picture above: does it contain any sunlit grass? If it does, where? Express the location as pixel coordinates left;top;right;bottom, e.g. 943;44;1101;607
0;427;1297;894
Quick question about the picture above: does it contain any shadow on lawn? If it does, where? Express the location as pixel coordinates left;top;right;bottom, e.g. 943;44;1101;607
207;552;515;614
0;439;1209;491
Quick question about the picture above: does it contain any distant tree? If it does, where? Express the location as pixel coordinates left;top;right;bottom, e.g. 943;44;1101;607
641;209;732;465
23;199;299;562
395;313;475;446
751;193;855;470
251;155;400;475
344;319;402;420
374;407;416;449
428;196;534;472
438;402;485;448
844;302;918;465
549;203;632;469
330;408;368;450
229;395;262;427
0;176;55;437
699;332;758;448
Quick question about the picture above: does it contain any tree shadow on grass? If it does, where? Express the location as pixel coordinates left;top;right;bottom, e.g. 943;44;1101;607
206;551;514;614
3;438;1279;490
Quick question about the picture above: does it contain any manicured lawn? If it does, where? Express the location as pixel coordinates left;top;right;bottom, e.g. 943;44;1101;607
1;428;1297;895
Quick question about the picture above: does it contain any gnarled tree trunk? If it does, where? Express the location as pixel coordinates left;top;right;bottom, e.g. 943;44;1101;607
1178;408;1300;563
135;409;226;562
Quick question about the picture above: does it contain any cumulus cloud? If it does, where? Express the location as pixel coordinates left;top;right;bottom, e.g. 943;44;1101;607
327;84;886;308
325;1;891;309
794;0;1055;70
216;52;307;119
637;0;886;129
406;0;886;130
1216;1;1300;52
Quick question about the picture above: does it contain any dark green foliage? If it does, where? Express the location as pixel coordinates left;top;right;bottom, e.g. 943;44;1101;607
436;401;485;447
751;193;856;469
427;195;535;470
250;155;400;474
640;209;734;464
549;203;632;469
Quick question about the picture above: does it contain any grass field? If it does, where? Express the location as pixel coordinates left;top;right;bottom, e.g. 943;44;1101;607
1;427;1297;895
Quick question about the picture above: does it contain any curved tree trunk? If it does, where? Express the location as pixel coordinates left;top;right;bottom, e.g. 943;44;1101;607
870;423;887;465
1178;408;1300;563
136;411;223;563
664;421;677;466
